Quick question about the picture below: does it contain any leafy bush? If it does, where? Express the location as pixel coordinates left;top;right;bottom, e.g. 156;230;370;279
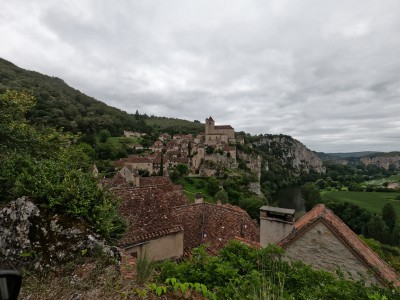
159;241;396;299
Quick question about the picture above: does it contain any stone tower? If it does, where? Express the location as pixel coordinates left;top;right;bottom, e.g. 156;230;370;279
205;116;214;135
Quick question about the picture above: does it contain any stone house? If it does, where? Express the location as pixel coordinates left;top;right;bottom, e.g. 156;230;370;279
260;205;400;287
204;116;235;146
124;131;141;138
222;146;237;160
114;156;154;174
116;177;188;261
112;175;260;260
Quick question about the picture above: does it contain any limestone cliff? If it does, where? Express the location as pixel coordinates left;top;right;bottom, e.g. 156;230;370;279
254;134;326;174
360;152;400;170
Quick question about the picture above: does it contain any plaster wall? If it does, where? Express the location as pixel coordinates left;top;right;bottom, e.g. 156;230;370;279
125;231;183;262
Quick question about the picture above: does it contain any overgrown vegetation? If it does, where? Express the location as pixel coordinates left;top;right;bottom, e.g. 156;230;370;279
160;241;397;299
0;90;126;239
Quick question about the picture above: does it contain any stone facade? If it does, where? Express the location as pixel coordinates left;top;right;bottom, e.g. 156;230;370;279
277;204;400;287
284;221;380;284
205;116;235;146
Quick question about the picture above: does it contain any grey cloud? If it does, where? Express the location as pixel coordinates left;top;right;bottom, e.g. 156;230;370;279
0;0;400;152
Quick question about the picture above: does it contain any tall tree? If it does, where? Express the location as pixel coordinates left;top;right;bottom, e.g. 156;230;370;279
382;202;397;231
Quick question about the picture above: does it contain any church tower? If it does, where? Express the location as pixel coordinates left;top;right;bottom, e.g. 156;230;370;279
205;116;214;135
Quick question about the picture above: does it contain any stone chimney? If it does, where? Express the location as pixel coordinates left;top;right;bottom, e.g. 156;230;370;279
195;192;203;204
260;206;295;247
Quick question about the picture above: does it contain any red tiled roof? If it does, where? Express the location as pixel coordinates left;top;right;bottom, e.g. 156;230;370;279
100;172;130;189
116;177;189;248
279;204;400;286
174;203;259;254
234;236;262;249
121;225;183;247
214;125;233;130
114;156;153;168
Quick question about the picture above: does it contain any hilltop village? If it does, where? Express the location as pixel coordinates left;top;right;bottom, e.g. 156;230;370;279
96;117;400;288
117;116;240;177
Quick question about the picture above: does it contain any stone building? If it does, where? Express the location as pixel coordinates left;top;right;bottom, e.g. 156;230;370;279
115;177;188;261
204;116;235;146
260;204;400;287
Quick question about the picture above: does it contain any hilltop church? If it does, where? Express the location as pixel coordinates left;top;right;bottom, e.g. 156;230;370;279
204;116;235;146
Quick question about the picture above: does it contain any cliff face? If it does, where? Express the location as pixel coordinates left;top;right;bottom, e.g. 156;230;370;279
360;153;400;170
254;135;326;174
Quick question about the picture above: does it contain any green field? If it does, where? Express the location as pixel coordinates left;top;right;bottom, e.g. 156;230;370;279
322;191;400;218
364;174;400;186
108;136;142;145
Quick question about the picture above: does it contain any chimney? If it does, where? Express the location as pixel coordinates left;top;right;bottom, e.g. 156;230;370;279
195;192;203;204
259;206;295;247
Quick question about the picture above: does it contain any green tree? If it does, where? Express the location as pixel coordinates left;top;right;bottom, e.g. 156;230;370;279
99;129;111;143
367;215;392;245
207;176;220;196
238;195;265;219
0;90;126;239
214;189;229;203
301;183;321;211
382;203;397;231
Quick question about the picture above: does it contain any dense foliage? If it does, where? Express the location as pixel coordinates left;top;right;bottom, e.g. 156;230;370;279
0;90;126;239
0;58;149;135
160;241;397;299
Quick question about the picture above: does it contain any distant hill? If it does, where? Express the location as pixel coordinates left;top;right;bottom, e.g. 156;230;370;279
317;151;382;161
0;57;147;135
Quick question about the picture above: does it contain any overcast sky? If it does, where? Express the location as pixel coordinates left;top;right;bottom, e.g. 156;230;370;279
1;0;399;152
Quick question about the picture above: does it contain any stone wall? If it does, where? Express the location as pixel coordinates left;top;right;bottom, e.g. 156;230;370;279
283;221;380;285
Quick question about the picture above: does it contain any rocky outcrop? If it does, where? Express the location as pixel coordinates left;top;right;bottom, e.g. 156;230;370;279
237;151;263;195
360;153;400;170
254;134;325;174
0;197;119;270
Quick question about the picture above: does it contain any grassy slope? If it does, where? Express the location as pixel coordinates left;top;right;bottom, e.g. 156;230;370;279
322;191;400;218
180;178;215;203
364;174;400;186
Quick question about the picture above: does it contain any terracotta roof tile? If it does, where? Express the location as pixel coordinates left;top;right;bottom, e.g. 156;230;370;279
121;225;183;247
174;203;259;254
279;204;400;286
214;125;233;130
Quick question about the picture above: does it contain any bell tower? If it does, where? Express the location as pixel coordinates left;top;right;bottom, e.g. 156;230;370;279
205;116;214;135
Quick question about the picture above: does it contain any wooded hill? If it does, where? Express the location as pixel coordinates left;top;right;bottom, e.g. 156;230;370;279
0;58;148;135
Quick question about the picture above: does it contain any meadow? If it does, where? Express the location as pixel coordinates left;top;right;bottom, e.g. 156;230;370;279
364;174;400;186
180;177;214;203
322;190;400;218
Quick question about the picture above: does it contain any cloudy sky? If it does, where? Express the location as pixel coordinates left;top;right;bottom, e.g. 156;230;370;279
1;0;400;152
